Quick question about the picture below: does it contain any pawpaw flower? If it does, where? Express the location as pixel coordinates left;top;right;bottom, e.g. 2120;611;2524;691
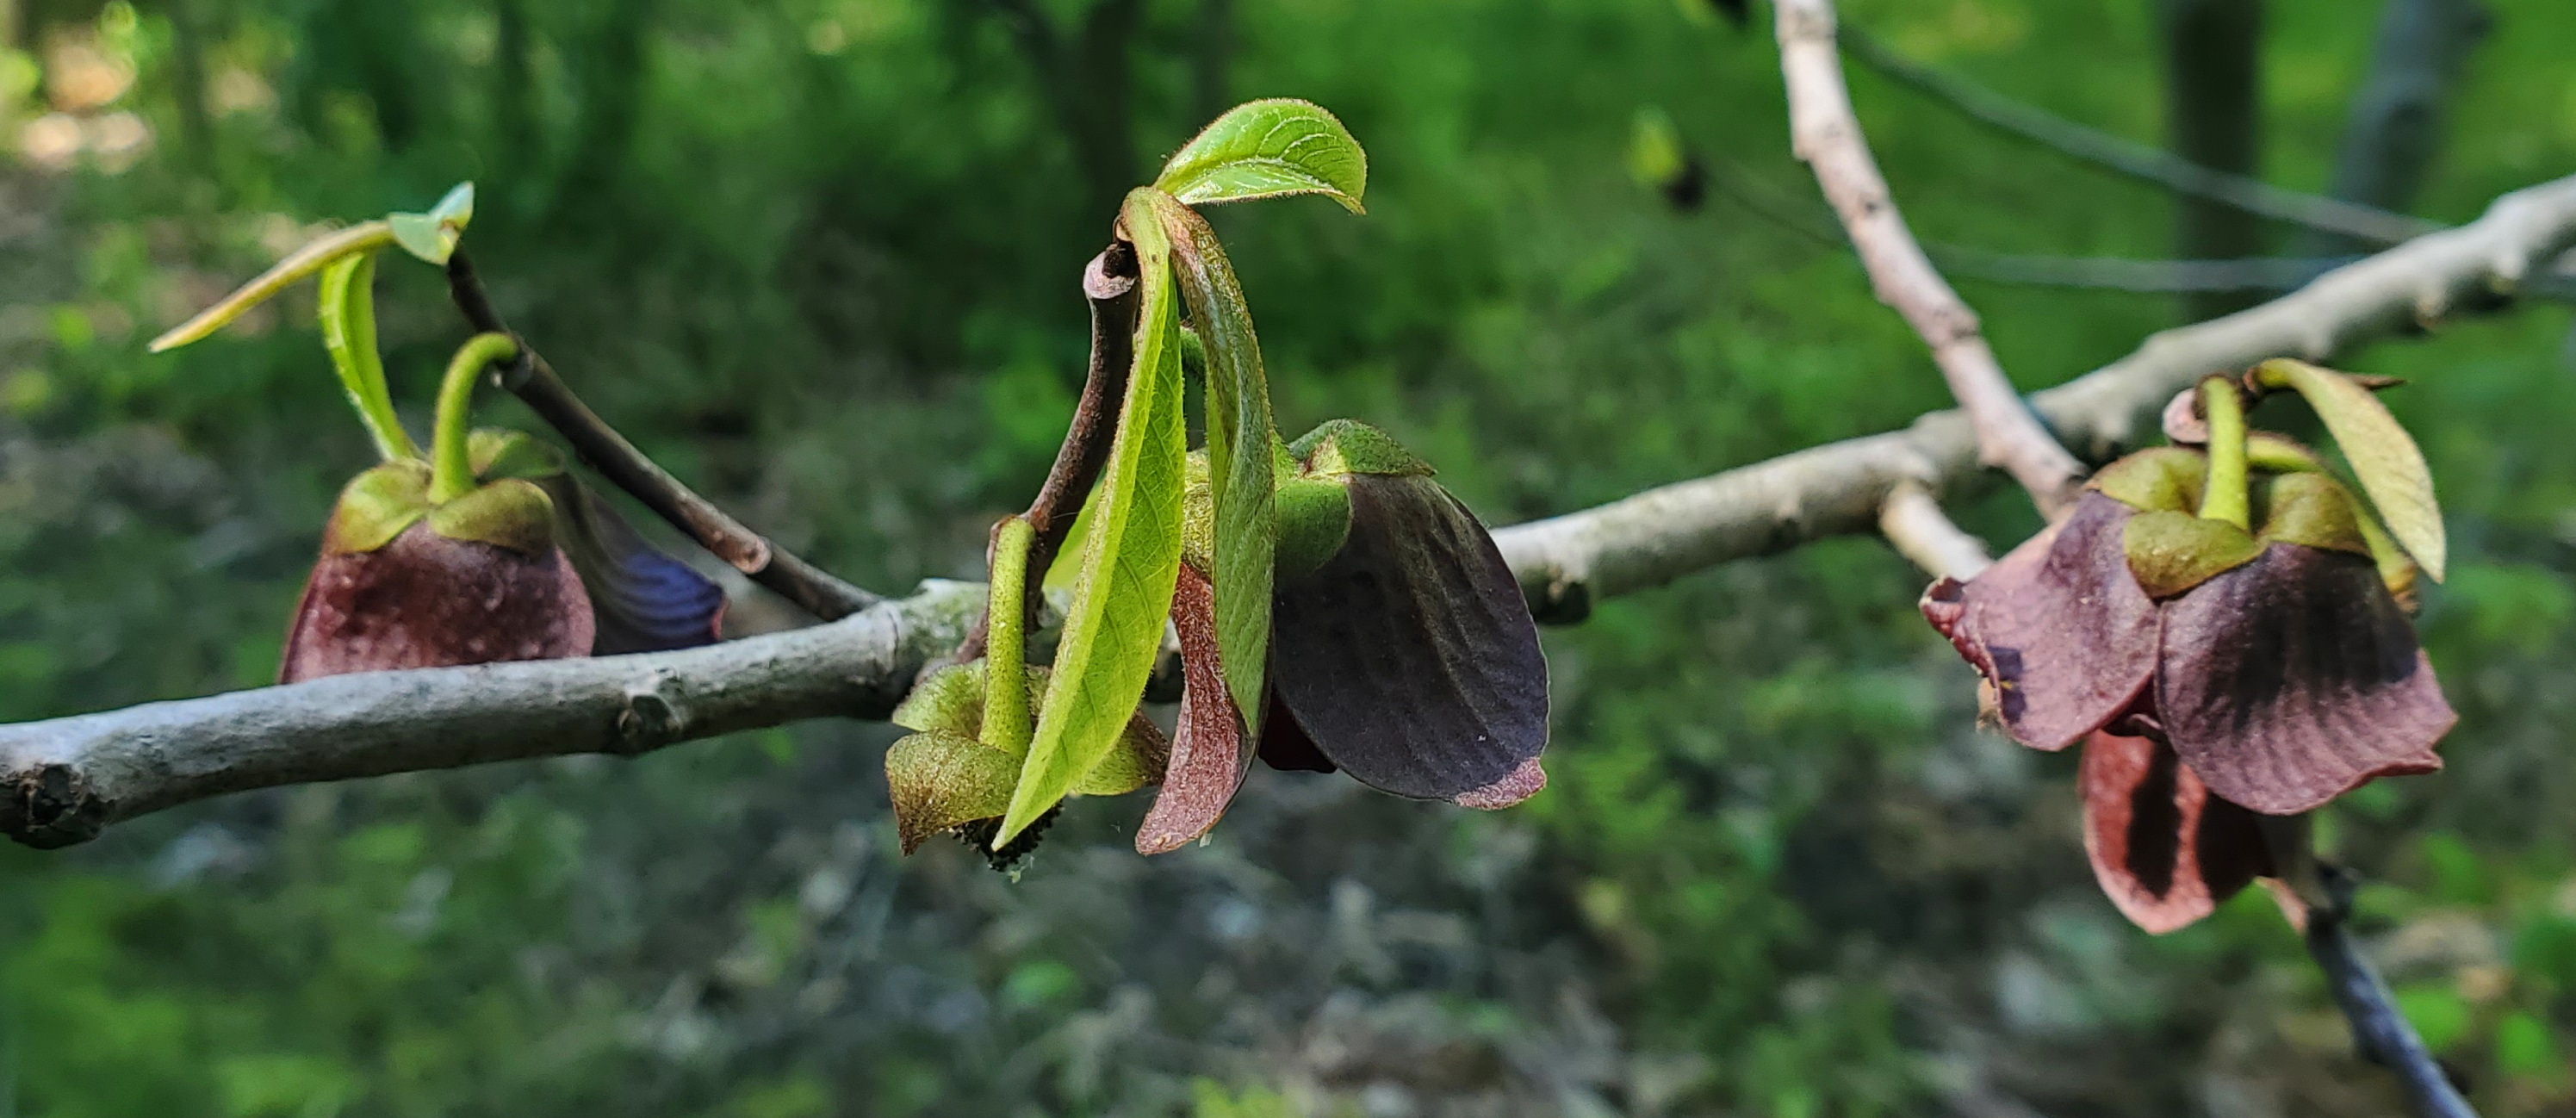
281;423;726;683
1921;366;2455;932
143;191;725;685
1135;419;1549;854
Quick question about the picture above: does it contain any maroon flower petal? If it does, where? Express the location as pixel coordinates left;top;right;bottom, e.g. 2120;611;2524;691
2078;731;2272;934
2157;543;2453;815
1269;475;1549;800
539;475;725;655
282;523;595;683
1256;692;1337;773
1137;565;1254;855
1921;491;2158;751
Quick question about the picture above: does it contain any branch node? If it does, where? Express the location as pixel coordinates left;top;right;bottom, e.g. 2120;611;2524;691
616;673;691;753
5;762;106;849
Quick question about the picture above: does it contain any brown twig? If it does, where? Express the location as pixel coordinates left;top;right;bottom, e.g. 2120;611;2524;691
1839;25;2441;248
953;243;1141;665
444;252;879;621
1774;0;2087;516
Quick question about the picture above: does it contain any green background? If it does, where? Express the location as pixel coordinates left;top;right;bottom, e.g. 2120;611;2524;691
3;0;2574;1113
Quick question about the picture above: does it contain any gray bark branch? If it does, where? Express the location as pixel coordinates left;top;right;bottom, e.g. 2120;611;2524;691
8;173;2576;850
1774;0;2088;514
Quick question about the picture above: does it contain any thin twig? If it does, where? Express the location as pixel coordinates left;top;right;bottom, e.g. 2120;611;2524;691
1024;245;1139;603
2306;866;2481;1118
445;252;880;621
1499;171;2576;620
1878;481;1990;581
953;243;1139;665
1775;0;2086;514
1702;156;2365;294
1839;25;2441;247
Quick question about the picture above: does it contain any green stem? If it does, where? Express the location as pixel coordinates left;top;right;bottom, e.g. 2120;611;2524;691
2198;376;2250;529
2245;434;2419;596
430;333;519;505
983;516;1037;757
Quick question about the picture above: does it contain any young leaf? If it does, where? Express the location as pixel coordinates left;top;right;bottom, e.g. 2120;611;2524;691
318;252;420;461
2250;359;2446;581
388;182;477;265
1148;190;1274;730
885;730;1021;854
148;221;397;352
1153;98;1368;212
996;189;1189;847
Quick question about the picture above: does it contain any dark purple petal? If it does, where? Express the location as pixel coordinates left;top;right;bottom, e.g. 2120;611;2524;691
2078;731;2272;934
1269;475;1548;800
2157;543;2453;815
1920;491;2158;751
541;476;726;655
282;522;594;683
1138;565;1254;855
1255;691;1337;773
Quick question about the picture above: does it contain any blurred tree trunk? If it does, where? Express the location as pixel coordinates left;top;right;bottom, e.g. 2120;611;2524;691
2298;0;2490;258
164;0;212;171
490;0;537;172
1;0;17;52
1193;0;1232;124
556;0;656;225
970;0;1141;227
2157;0;2265;321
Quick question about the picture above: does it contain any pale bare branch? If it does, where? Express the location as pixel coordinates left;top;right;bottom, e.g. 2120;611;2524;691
1878;481;1991;581
1773;0;2087;513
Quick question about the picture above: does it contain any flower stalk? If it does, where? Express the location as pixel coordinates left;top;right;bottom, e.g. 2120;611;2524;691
430;333;519;505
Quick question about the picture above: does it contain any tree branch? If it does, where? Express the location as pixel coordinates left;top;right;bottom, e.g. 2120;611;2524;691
7;173;2576;848
1497;171;2576;620
2300;0;2490;259
1840;24;2440;247
1774;0;2087;514
2306;866;2481;1118
1878;481;1990;581
445;252;881;621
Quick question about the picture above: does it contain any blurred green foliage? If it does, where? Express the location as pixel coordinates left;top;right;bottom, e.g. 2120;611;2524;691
3;0;2576;1114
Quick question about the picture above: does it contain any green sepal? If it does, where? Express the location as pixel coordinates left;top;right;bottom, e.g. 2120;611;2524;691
1273;475;1353;581
2090;446;2205;514
2122;509;2263;599
2252;472;2371;556
1181;450;1216;575
322;461;434;556
388;183;476;265
884;729;1021;855
1291;419;1434;479
895;661;1170;794
2247;358;2445;581
469;428;568;482
426;477;556;555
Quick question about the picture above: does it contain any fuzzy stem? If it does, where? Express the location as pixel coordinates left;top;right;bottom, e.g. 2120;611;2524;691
2198;376;2251;528
983;516;1037;757
430;333;520;505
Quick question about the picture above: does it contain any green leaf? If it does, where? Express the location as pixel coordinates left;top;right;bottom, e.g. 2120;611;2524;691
317;252;419;462
1148;190;1274;730
2250;359;2445;581
996;189;1189;847
148;221;396;352
388;182;476;264
1153;98;1368;212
